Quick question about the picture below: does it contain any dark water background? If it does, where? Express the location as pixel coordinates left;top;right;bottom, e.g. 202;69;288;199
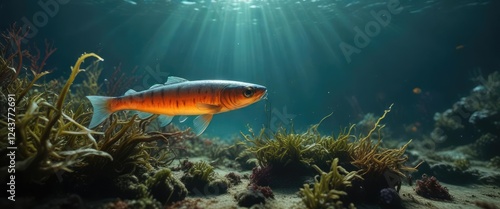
1;0;499;139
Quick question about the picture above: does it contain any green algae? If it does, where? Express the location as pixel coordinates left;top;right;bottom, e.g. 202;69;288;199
300;158;360;209
146;168;187;204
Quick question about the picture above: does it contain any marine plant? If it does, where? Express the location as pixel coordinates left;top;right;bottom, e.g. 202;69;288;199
146;168;188;204
0;27;194;204
453;159;471;171
0;53;110;185
242;105;420;205
180;161;216;193
249;165;273;186
300;158;359;209
241;121;332;173
225;172;242;185
249;184;274;199
489;156;500;169
473;133;499;160
415;174;452;200
104;63;142;96
350;104;417;179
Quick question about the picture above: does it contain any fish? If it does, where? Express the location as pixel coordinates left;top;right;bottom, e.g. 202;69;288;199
86;76;267;135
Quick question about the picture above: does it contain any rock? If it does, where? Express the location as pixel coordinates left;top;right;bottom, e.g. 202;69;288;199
478;174;500;186
430;163;479;184
379;188;402;208
235;189;266;207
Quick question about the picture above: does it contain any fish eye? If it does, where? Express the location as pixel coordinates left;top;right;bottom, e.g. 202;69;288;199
243;87;254;98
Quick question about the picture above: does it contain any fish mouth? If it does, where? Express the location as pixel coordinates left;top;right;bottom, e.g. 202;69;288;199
260;90;268;100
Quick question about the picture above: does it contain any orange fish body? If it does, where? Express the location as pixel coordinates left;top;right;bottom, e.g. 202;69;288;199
87;77;267;135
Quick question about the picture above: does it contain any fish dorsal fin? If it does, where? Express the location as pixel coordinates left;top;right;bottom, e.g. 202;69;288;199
179;116;188;123
165;76;188;85
124;89;137;96
193;114;213;136
196;103;222;114
158;115;174;127
149;84;164;89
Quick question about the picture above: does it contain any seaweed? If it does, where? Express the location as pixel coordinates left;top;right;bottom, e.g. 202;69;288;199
0;53;109;185
177;160;231;195
350;104;419;179
300;158;360;209
241;105;420;205
0;31;192;202
241;122;326;173
146;168;188;204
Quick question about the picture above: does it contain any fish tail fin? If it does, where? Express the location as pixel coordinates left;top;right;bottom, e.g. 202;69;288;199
86;96;114;128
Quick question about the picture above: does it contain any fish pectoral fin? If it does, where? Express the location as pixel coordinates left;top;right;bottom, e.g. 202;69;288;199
179;115;188;123
195;103;222;113
165;76;188;85
158;115;174;127
132;111;153;119
192;114;213;136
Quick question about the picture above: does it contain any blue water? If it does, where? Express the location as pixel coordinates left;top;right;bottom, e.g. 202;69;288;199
1;0;498;138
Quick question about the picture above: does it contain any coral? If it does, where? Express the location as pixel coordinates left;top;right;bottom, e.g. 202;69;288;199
474;133;499;160
300;158;361;209
176;160;230;195
249;184;274;199
165;199;204;209
113;174;149;199
453;159;471;171
146;168;187;204
225;172;242;185
431;71;500;148
489;156;500;168
0;24;29;79
433;110;464;130
104;63;141;96
121;198;162;209
207;178;230;194
415;174;452;200
180;161;216;194
249;165;273;186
